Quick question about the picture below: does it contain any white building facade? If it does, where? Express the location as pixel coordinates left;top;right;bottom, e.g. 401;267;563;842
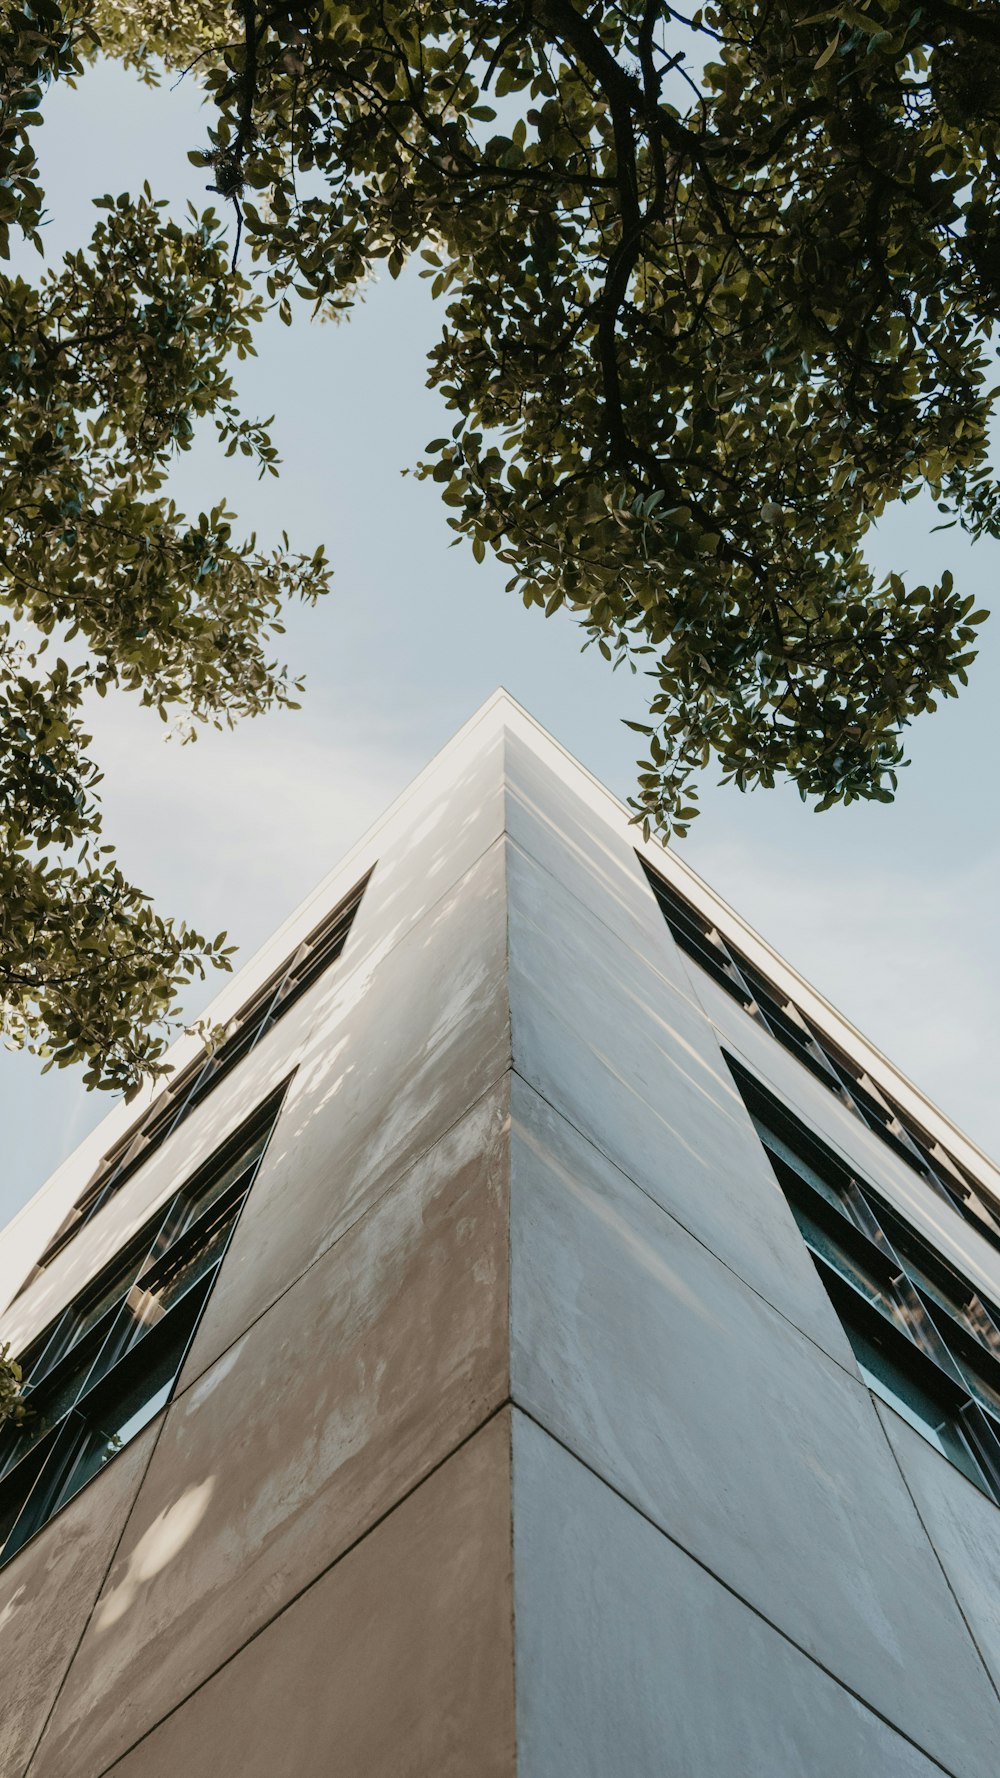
1;691;999;1776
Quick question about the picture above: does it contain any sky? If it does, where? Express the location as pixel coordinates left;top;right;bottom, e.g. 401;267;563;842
1;58;997;1229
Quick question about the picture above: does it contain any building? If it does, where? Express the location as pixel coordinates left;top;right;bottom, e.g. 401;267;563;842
1;690;999;1777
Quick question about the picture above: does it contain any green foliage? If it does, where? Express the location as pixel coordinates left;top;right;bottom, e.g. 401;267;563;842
100;0;994;837
1;7;329;1092
0;1343;26;1426
1;0;997;1090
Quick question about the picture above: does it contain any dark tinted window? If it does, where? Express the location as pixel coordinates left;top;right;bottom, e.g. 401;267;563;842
0;1090;285;1567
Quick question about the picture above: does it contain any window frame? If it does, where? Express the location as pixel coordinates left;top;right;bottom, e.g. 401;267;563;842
18;873;368;1288
0;1084;287;1568
641;855;1000;1258
727;1055;1000;1503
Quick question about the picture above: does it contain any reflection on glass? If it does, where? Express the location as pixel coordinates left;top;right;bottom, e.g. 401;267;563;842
898;1252;971;1328
10;1338;107;1466
0;1441;48;1556
36;1232;159;1382
955;1357;1000;1423
45;1309;196;1523
759;1132;847;1216
791;1204;910;1333
850;1327;986;1491
135;1201;240;1332
72;1256;144;1344
962;1190;1000;1242
154;1213;237;1315
0;1099;282;1570
50;1381;174;1517
0;1410;55;1483
888;1230;1000;1356
184;1137;264;1226
965;1297;1000;1356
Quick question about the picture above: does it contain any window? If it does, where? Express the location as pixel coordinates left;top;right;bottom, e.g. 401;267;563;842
22;873;369;1284
0;1090;284;1568
729;1058;1000;1503
641;856;1000;1257
641;865;752;1005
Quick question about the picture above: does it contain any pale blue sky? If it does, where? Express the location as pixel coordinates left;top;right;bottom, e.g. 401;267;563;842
1;59;997;1227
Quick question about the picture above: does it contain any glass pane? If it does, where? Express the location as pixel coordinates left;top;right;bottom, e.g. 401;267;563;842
760;1133;848;1216
139;1203;240;1322
850;1327;986;1491
959;1188;1000;1245
0;1425;24;1482
69;1253;147;1347
964;1297;1000;1355
15;1325;118;1457
955;1355;1000;1423
180;1011;273;1116
677;928;743;987
643;873;748;1000
790;1204;909;1332
175;1132;266;1231
0;1437;51;1562
899;1253;970;1325
0;1405;60;1482
15;1325;64;1391
277;925;351;1006
49;1380;174;1517
31;1221;164;1387
47;1308;196;1519
734;959;818;1059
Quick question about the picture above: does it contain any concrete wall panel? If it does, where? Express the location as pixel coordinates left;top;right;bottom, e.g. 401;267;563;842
513;1409;948;1778
876;1400;1000;1700
507;842;848;1353
503;729;692;983
350;721;505;967
29;1085;510;1778
176;838;510;1383
1;1031;301;1360
2;717;505;1342
56;1412;515;1778
509;1079;1000;1778
0;1421;159;1778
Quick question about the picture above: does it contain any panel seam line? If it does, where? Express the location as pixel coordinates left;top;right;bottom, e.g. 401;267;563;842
37;1399;514;1778
512;1403;968;1778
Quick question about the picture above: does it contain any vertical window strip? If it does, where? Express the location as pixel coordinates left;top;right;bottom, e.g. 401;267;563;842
23;872;370;1282
640;855;1000;1251
727;1056;1000;1502
0;1086;287;1567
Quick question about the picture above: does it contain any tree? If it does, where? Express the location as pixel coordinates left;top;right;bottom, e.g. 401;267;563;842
0;1344;26;1426
2;0;996;1085
1;0;330;1091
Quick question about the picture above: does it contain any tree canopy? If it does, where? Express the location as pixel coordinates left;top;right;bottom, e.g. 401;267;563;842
1;0;329;1091
1;0;996;1089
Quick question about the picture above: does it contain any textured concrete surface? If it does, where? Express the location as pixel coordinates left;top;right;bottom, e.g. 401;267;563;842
513;1409;951;1778
507;840;854;1358
78;1412;515;1778
29;1085;511;1778
509;1075;1000;1778
8;699;1000;1778
350;721;506;967
176;836;511;1386
1;714;507;1340
0;1422;159;1778
503;728;688;979
876;1400;1000;1701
